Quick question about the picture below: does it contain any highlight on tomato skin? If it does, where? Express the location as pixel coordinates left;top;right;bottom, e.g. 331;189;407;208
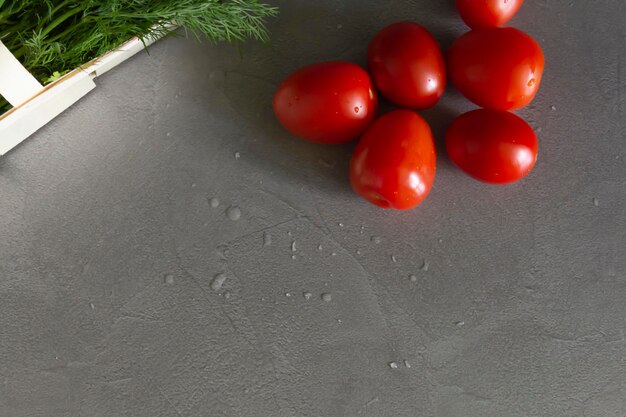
445;109;538;184
455;0;525;29
350;110;437;210
272;61;378;145
448;27;545;110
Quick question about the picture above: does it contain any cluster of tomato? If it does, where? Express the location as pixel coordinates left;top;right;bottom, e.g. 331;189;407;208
273;0;543;210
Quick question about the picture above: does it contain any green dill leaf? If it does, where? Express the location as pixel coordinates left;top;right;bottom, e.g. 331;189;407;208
0;0;278;87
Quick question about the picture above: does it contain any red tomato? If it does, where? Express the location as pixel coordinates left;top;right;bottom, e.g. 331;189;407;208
367;22;446;109
455;0;525;29
448;27;544;110
350;110;436;210
445;109;538;184
273;62;378;144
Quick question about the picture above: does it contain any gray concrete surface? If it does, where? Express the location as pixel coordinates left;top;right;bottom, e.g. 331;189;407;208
1;1;625;416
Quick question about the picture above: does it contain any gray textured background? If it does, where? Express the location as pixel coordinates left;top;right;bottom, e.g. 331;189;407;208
1;1;625;416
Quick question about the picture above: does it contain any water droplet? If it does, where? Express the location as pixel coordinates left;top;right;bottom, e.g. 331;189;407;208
409;274;417;282
356;250;362;255
371;236;381;244
354;106;360;113
191;183;197;188
337;319;342;323
217;244;230;258
403;360;411;368
331;252;337;256
528;78;535;87
89;303;95;309
291;241;297;252
391;255;397;263
209;197;219;208
211;273;227;291
166;132;171;137
455;321;465;327
287;231;292;236
551;105;557;111
226;206;241;221
317;244;323;251
164;274;175;285
321;293;332;302
421;260;429;271
389;362;399;369
224;292;231;299
303;292;313;300
318;158;337;168
285;292;292;297
234;152;241;159
338;222;344;227
263;232;272;246
291;255;296;260
593;198;599;207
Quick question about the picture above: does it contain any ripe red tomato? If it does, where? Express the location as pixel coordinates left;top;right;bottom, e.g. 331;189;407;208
350;110;436;210
455;0;525;29
445;109;538;184
367;22;446;109
273;62;378;144
448;27;544;110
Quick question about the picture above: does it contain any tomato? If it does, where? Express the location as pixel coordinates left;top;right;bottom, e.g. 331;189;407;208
367;22;446;109
455;0;525;29
350;110;436;210
448;27;544;110
445;109;538;184
273;62;378;144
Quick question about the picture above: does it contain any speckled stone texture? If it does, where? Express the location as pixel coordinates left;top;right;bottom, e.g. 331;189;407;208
1;1;625;416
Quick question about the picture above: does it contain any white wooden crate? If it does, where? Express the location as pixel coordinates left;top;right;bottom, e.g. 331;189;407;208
0;33;164;155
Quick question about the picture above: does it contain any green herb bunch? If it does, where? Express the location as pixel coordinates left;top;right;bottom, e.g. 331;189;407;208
0;0;277;113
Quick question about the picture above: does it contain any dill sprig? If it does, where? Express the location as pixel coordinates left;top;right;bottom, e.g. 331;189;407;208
0;0;277;112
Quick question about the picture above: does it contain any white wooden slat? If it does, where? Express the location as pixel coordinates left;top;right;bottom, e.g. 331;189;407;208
0;72;96;155
0;41;44;106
